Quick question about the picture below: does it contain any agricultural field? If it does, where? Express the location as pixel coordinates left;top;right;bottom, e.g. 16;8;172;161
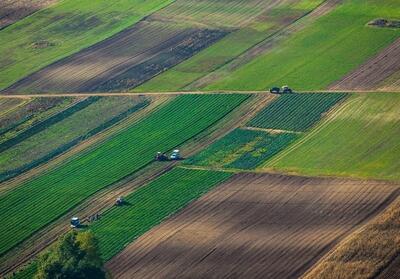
0;96;150;182
106;172;399;278
0;0;58;29
205;0;400;91
186;128;299;170
248;93;347;132
267;93;400;182
0;94;248;257
0;0;175;91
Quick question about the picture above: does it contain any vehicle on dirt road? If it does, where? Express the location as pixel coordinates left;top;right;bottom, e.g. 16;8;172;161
270;85;293;94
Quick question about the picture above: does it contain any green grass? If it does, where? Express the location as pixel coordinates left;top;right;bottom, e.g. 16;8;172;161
0;94;248;256
267;93;400;181
91;167;232;260
0;97;149;181
134;0;325;92
206;0;400;90
186;128;299;169
248;93;347;132
0;0;174;90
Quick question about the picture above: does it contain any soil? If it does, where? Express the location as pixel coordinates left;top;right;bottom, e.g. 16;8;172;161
329;38;400;90
0;0;58;30
106;172;398;279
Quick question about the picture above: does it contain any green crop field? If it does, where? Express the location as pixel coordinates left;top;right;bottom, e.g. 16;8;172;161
134;0;325;92
186;128;299;170
267;93;400;181
0;96;149;182
248;93;347;132
91;167;231;260
0;0;174;90
0;94;248;256
206;0;400;90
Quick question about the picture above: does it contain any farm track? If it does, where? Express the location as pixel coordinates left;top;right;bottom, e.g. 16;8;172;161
107;172;399;279
187;0;343;89
330;38;400;91
0;94;272;276
0;0;58;30
1;89;400;99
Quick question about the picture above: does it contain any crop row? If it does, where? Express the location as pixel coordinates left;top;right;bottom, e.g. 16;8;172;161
0;97;150;182
91;167;232;260
0;94;249;256
186;128;300;169
248;93;347;132
0;0;175;90
0;97;99;153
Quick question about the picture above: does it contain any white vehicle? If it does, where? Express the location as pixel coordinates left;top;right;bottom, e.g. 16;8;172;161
170;149;181;160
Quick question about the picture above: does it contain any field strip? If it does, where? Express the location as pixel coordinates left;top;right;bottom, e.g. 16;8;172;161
1;90;400;99
242;126;303;135
106;172;399;279
0;96;171;195
329;37;400;90
0;98;30;118
0;94;273;276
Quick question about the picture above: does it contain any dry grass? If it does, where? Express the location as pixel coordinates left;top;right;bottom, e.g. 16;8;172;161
303;195;400;279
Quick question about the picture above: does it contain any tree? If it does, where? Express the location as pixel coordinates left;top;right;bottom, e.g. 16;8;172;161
35;231;106;279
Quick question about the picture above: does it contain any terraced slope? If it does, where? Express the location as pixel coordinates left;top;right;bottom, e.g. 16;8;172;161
267;93;400;182
0;94;248;257
205;0;400;91
106;172;399;279
3;0;323;93
0;96;150;182
0;0;175;91
0;0;58;30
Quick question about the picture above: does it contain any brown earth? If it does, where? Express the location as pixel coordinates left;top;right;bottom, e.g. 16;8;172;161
3;19;227;93
0;94;275;276
106;172;398;279
0;0;58;30
329;38;400;91
377;255;400;279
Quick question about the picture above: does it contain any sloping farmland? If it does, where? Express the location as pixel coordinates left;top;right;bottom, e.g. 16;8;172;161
0;94;248;258
329;38;400;91
0;0;58;30
266;93;400;182
3;0;315;93
106;172;399;279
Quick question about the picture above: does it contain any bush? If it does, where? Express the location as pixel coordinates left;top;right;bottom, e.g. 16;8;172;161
35;231;105;279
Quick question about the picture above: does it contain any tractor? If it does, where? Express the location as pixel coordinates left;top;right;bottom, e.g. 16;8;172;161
170;149;181;160
155;152;168;161
269;85;293;94
115;196;124;206
70;217;80;228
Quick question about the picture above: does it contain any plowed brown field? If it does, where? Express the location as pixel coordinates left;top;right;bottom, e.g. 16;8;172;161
329;38;400;91
107;172;399;279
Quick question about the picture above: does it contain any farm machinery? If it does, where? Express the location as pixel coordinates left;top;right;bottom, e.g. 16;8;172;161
115;196;124;206
70;217;81;228
270;85;293;94
155;149;182;161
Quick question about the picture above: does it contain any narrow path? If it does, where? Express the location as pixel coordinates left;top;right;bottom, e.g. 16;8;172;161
0;90;399;99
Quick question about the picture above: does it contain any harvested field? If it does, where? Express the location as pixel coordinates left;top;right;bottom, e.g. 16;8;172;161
107;172;399;279
0;0;58;30
330;38;400;90
4;20;227;93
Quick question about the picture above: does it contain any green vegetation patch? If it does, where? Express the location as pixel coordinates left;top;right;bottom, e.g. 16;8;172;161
0;0;174;90
186;128;299;169
267;93;400;182
0;97;150;182
91;168;231;260
0;94;248;256
206;0;400;90
248;93;347;132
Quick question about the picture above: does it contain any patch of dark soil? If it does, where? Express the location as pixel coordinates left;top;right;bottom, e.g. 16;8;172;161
93;29;228;92
368;18;400;28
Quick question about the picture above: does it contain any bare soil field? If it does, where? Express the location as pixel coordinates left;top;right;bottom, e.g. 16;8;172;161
330;38;400;90
0;0;58;30
106;172;399;279
4;20;227;93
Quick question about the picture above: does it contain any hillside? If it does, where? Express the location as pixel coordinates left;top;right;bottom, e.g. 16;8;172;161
0;0;399;278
